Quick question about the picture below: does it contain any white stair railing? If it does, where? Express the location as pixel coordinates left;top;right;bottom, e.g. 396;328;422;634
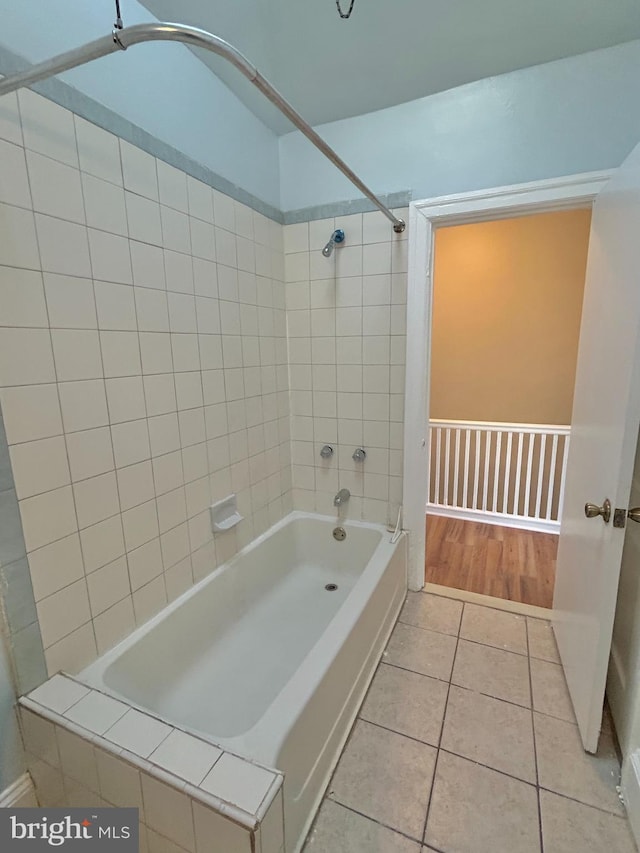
427;419;571;533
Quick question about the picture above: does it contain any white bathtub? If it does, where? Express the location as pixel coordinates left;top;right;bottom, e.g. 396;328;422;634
81;511;407;852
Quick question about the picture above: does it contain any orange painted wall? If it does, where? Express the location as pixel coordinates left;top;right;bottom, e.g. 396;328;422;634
430;208;592;424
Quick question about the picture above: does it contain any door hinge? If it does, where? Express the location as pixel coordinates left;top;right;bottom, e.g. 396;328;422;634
613;508;626;528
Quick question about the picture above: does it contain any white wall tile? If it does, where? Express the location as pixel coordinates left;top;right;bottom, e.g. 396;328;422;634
95;281;137;331
111;419;151;468
193;802;252;853
131;241;166;290
29;673;89;713
88;229;132;284
75;117;123;186
83;173;128;236
136;288;170;333
157;160;188;213
143;374;176;416
168;293;197;333
193;257;217;298
26;151;85;224
161;207;191;254
0;328;55;385
127;537;162;591
19;484;77;551
52;329;103;381
44;272;97;329
100;331;142;378
58;379;108;432
0;266;47;327
36;579;91;647
0;202;40;270
122;499;159;551
201;752;276;813
106;376;147;424
35;214;91;277
0;92;23;146
73;471;120;529
120;141;158;201
44;623;97;674
117;461;155;512
87;556;131;616
19;90;78;168
190;217;216;262
141;775;194;852
65;690;128;735
27;534;84;602
187;176;214;223
93;597;135;655
105;709;171;758
10;435;70;499
164;250;194;295
80;515;125;573
126;191;162;246
66;426;114;482
148;413;181;457
0;138;31;208
1;383;63;444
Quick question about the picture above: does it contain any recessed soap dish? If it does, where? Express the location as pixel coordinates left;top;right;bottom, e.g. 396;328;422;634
210;494;243;533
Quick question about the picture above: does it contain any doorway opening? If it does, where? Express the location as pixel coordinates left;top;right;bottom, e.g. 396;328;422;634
402;171;612;598
425;210;591;608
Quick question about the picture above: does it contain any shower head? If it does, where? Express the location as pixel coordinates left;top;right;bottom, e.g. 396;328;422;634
322;228;345;257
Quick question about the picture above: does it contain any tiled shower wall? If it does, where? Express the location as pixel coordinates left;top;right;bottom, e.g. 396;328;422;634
283;213;408;525
0;88;292;677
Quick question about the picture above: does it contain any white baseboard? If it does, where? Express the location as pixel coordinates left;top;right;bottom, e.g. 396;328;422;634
426;504;560;535
622;750;640;847
0;772;37;808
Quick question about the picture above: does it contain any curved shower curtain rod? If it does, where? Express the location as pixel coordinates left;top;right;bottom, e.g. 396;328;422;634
0;21;405;233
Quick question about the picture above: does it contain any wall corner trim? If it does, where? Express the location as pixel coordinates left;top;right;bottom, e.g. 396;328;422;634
0;772;37;808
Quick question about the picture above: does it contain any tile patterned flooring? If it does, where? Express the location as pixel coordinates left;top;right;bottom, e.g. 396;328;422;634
303;592;637;853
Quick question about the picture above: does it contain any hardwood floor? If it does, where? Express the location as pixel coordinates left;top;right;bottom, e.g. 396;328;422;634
425;514;557;609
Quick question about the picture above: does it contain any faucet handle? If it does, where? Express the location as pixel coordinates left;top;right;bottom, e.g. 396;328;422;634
320;445;333;459
352;447;366;462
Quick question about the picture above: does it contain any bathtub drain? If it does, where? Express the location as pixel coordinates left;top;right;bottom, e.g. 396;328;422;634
325;583;338;591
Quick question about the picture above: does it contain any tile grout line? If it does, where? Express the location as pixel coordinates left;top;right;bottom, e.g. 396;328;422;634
420;599;465;848
526;615;545;853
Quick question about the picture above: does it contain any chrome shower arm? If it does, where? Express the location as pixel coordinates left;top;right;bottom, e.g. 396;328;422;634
0;21;406;234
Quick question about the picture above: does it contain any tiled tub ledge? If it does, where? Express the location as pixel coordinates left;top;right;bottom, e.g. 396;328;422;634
19;674;285;853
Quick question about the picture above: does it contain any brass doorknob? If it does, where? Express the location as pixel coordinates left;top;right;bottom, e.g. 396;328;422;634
584;498;611;524
628;508;640;524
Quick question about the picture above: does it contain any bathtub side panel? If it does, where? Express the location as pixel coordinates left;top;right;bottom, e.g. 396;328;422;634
277;537;407;853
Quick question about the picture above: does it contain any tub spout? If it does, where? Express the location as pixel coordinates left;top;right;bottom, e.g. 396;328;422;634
334;488;350;507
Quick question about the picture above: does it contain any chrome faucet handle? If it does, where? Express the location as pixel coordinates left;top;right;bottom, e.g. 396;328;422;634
352;447;366;462
320;445;334;459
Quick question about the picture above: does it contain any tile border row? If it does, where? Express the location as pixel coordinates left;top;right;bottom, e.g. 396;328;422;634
20;674;282;828
0;44;412;227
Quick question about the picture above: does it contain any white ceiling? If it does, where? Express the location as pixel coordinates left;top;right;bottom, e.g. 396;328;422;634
140;0;640;135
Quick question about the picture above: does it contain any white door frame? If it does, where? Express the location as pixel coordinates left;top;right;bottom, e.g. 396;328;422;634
403;170;613;591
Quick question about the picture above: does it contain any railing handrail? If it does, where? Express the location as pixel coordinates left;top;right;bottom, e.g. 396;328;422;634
429;418;571;435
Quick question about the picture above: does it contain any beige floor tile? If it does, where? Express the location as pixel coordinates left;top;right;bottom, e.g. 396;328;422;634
360;663;448;747
534;713;623;815
303;800;421;853
460;603;528;654
540;790;636;853
399;592;463;636
527;617;560;663
452;639;531;707
385;621;457;682
530;658;575;723
329;720;436;840
441;685;536;783
424;751;540;853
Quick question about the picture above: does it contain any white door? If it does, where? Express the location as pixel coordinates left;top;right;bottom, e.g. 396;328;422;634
553;139;640;753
